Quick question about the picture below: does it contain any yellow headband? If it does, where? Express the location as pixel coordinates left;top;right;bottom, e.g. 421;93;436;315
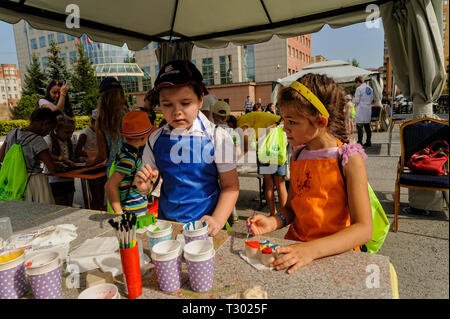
289;81;330;118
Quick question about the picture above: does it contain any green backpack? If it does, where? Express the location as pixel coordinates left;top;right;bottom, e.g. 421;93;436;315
257;126;287;166
0;129;36;201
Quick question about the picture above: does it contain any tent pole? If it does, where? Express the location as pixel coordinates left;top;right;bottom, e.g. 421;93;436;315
388;74;395;156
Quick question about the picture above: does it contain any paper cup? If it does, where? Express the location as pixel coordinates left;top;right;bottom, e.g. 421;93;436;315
184;240;215;292
260;247;277;267
183;221;209;244
151;240;182;292
25;251;62;299
0;249;27;299
78;283;120;299
147;221;173;259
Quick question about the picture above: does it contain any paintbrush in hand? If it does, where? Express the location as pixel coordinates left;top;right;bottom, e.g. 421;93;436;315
246;211;256;240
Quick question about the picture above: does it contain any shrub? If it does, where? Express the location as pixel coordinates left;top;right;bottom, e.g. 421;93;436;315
0;116;91;136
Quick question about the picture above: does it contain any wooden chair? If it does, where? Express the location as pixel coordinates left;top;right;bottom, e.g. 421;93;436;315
394;117;449;232
370;105;383;135
385;104;407;131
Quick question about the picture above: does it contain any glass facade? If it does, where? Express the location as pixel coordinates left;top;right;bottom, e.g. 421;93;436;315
95;63;151;93
202;57;214;85
30;39;37;49
41;57;48;69
57;33;65;43
241;45;255;82
48;33;55;44
39;36;46;48
69;51;77;63
219;55;232;84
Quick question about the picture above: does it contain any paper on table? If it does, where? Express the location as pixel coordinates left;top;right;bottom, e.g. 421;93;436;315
69;237;119;258
93;253;122;277
239;251;273;271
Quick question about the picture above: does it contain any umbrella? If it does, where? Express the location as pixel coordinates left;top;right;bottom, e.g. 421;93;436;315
380;0;446;119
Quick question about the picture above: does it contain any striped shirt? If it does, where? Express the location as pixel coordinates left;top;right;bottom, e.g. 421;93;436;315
114;143;148;215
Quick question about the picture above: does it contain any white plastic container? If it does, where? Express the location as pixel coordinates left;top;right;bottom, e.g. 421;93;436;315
78;283;120;299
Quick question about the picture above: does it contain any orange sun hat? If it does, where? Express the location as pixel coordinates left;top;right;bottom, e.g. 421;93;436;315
120;110;153;139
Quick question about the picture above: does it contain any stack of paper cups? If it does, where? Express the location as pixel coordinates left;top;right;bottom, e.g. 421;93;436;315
183;240;215;293
25;251;63;299
183;221;209;244
147;220;173;259
151;240;182;292
0;249;27;299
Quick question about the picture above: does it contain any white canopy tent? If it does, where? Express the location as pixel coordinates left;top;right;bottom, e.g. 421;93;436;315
277;60;378;86
0;0;445;116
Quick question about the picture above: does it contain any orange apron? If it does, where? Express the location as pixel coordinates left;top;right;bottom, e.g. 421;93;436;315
285;141;357;250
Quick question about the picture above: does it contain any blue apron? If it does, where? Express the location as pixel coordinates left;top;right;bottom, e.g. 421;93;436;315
153;116;220;223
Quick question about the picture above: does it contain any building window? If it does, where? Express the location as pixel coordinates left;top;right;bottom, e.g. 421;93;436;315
30;38;37;49
155;65;159;78
60;53;67;64
39;36;46;48
192;60;196;66
67;35;75;41
142;44;149;50
202;57;215;85
241;45;255;82
288;45;291;57
143;66;151;73
41;57;48;69
219;55;232;84
69;51;77;63
48;33;55;44
57;33;65;43
153;42;158;49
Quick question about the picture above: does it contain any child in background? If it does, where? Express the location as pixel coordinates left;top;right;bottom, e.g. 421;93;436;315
212;101;240;223
44;114;78;206
105;111;153;219
135;60;239;236
75;109;98;159
75;109;106;211
0;108;63;204
344;94;355;135
247;73;372;274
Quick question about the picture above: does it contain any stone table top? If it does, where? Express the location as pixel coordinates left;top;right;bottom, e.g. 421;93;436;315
0;200;393;299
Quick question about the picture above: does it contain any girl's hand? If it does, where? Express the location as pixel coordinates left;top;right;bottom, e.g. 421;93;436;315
246;214;277;236
200;215;222;237
63;159;75;167
60;82;69;95
271;242;315;274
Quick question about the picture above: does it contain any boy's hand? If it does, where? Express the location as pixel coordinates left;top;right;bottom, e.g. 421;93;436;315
246;214;278;236
200;215;223;237
271;242;315;274
134;164;158;193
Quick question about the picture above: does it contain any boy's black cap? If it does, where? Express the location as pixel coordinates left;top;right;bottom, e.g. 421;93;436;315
99;77;123;93
153;60;203;92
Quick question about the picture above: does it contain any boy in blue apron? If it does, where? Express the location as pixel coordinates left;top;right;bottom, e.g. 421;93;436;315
135;60;239;237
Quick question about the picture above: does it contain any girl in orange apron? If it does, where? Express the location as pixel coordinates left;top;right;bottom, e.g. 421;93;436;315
247;74;373;274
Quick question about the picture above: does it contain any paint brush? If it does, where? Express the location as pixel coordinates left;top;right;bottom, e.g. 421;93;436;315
246;211;256;240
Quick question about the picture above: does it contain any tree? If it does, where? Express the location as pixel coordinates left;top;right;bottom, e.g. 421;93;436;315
70;42;99;115
46;40;70;82
351;58;360;67
13;94;39;120
22;54;46;97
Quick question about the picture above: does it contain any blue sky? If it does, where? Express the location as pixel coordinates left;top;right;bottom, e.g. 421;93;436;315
0;19;384;69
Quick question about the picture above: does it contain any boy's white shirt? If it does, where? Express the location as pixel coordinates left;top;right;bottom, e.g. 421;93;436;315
143;111;237;176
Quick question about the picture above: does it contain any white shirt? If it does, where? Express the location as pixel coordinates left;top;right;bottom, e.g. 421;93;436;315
201;94;219;121
143;111;237;174
43;135;72;183
80;127;97;150
353;83;373;124
38;98;57;110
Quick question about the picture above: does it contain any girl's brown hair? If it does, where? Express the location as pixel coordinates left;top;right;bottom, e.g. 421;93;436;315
44;79;74;118
50;114;76;159
277;73;349;143
97;87;127;142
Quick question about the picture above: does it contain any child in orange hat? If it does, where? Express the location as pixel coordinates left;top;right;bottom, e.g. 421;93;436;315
105;111;154;219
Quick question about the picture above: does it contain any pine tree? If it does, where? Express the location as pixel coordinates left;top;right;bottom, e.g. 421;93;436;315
22;54;46;96
46;39;71;82
70;42;99;115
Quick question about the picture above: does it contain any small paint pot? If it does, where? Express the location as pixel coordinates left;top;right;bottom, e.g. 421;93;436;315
78;283;120;299
244;241;261;259
260;247;277;267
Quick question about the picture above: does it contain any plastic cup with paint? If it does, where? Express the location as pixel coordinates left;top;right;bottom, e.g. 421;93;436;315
244;241;261;259
151;240;182;293
260;247;277;267
78;283;120;299
0;249;27;299
25;251;63;299
183;240;215;293
183;221;209;244
147;220;173;259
